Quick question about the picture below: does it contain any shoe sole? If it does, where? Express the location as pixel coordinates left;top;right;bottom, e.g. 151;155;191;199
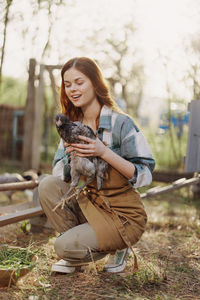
104;261;127;273
104;248;131;273
51;265;76;273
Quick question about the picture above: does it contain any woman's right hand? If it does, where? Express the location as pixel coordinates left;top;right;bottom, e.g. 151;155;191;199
64;142;74;154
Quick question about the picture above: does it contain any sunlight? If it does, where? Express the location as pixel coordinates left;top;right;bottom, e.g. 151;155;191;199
2;0;199;102
141;0;189;42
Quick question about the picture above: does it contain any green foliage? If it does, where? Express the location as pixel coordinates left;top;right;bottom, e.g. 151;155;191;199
0;245;36;280
0;76;27;107
130;257;167;287
20;220;31;233
144;126;188;170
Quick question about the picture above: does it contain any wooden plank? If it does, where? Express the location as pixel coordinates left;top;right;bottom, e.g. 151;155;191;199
141;176;200;199
0;180;38;191
0;206;44;227
45;64;62;70
152;170;194;183
0;201;34;214
172;178;186;186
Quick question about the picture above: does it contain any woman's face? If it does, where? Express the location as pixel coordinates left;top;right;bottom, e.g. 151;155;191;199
63;67;97;109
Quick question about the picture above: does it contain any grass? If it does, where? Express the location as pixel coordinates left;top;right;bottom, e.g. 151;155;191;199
0;184;200;299
0;245;36;285
0;245;35;270
143;126;188;171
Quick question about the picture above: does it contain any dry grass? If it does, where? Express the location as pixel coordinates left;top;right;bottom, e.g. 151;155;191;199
0;186;200;300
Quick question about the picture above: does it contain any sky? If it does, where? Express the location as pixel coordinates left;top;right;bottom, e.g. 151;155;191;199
1;0;200;104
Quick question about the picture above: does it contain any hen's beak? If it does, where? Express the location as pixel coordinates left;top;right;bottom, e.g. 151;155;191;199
56;118;62;127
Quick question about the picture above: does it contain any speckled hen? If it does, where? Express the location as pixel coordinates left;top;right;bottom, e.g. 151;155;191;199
55;113;108;206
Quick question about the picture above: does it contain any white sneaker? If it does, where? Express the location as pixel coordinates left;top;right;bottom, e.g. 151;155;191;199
51;259;88;274
104;248;131;273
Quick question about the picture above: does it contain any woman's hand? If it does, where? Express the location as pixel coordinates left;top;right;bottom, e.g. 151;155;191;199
68;135;107;157
65;136;135;180
64;142;74;154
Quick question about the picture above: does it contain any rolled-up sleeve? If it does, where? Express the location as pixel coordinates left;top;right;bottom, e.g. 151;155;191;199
52;139;71;181
120;117;155;188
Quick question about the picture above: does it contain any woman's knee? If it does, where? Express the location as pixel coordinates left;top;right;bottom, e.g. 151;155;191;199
54;231;87;260
54;234;79;259
54;232;105;262
54;235;66;259
38;175;57;198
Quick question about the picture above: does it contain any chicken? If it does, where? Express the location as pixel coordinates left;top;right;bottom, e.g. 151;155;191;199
0;173;25;202
0;170;40;203
55;113;108;209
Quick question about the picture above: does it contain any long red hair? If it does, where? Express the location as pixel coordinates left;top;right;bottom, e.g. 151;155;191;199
60;57;119;121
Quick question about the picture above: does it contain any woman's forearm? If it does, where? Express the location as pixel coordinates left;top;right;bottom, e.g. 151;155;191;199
101;147;135;180
68;136;135;180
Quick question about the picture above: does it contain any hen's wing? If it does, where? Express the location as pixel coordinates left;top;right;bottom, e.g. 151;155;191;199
73;122;96;141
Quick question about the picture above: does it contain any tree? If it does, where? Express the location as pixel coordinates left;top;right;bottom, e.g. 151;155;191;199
0;0;13;87
185;38;200;100
104;23;145;117
83;21;145;117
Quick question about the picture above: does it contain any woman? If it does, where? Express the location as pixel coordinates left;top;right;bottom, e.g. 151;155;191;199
38;57;155;274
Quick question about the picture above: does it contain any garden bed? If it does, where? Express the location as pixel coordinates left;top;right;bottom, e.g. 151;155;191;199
0;245;36;287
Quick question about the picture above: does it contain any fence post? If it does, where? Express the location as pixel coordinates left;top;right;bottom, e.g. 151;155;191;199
31;64;45;169
22;58;36;169
185;99;200;199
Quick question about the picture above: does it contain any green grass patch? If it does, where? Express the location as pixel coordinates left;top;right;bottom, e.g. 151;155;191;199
0;245;36;271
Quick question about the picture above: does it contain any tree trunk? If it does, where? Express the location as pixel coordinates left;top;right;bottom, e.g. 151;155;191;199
0;0;12;87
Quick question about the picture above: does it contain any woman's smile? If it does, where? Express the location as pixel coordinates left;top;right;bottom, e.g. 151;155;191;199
71;94;82;101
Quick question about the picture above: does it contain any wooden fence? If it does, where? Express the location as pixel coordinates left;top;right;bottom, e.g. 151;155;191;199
0;173;199;227
22;59;62;170
0;104;24;160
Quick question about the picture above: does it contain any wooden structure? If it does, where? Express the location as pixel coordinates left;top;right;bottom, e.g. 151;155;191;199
22;59;62;169
0;173;199;227
0;206;43;227
141;175;200;199
185;100;200;172
184;100;200;198
0;104;24;160
152;170;194;183
0;180;43;227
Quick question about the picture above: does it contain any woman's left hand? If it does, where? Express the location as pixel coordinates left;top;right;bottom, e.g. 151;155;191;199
70;135;107;157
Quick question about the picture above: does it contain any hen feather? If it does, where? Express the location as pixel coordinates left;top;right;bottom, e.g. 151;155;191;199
55;114;108;207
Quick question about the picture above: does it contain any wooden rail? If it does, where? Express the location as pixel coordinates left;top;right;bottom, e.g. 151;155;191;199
0;180;38;191
0;175;199;227
152;171;194;183
0;180;41;227
141;176;200;199
0;206;43;227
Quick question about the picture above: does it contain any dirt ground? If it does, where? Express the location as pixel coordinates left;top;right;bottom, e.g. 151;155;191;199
0;187;200;300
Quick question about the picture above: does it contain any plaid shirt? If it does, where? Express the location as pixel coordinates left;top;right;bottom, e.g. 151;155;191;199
52;105;155;188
